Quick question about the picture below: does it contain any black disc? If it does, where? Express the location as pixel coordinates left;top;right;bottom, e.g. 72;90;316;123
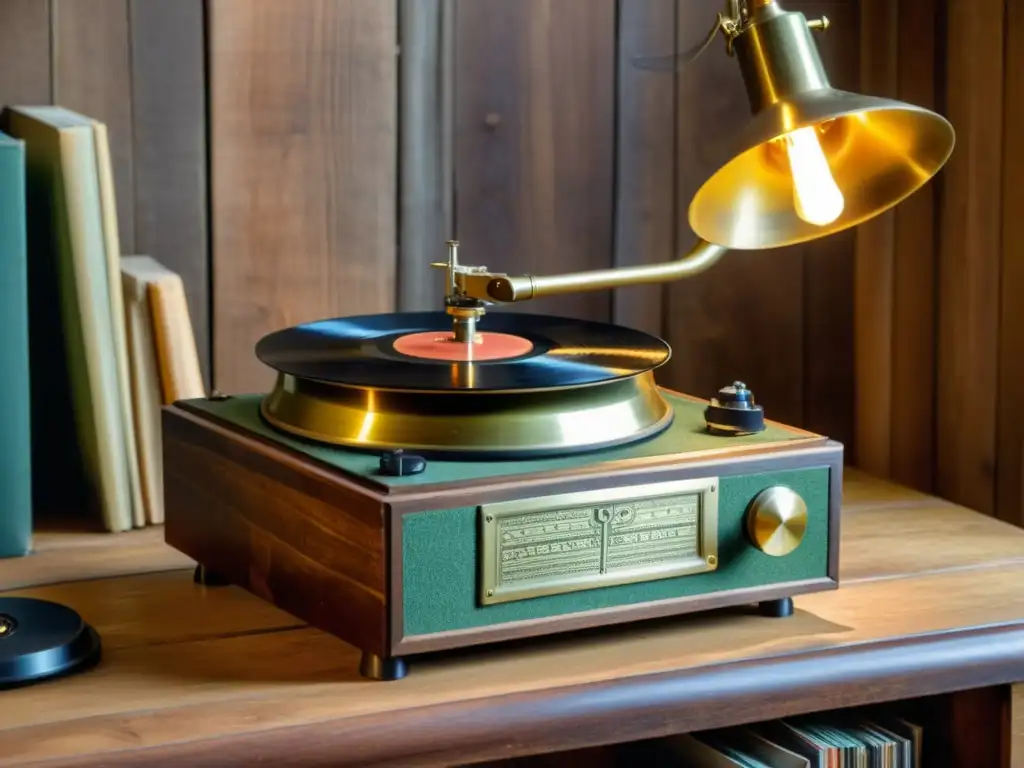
255;311;671;392
0;597;102;689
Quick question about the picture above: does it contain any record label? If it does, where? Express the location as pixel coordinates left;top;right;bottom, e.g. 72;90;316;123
391;330;534;361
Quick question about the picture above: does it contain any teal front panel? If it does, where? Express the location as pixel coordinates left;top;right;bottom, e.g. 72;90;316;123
402;467;832;637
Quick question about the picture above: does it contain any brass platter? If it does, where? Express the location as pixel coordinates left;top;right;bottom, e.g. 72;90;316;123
260;371;673;457
256;310;676;457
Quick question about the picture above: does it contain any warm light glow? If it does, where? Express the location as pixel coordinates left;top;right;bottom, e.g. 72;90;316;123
784;126;844;226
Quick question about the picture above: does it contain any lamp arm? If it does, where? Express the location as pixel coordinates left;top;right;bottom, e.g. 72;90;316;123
440;238;730;304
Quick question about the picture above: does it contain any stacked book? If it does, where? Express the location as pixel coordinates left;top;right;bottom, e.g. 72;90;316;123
0;106;205;551
633;711;923;766
485;703;925;767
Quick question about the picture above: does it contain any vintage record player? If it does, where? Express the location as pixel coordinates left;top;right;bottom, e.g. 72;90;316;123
162;0;955;681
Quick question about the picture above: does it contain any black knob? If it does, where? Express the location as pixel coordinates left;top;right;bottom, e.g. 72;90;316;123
704;381;766;436
378;449;427;476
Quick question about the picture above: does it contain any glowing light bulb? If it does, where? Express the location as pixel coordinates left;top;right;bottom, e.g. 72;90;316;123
784;126;844;226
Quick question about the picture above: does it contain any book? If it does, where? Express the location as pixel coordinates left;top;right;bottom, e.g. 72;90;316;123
0;129;32;557
1;106;135;533
148;268;205;404
630;709;924;767
120;255;181;525
93;120;146;529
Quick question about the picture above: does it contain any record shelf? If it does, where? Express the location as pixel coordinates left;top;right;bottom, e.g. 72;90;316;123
0;468;1022;767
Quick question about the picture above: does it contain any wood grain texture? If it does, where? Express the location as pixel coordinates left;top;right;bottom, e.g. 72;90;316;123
208;0;397;393
0;0;51;105
51;0;135;251
3;525;1024;765
453;0;616;322
997;0;1024;530
0;526;192;591
855;0;941;491
853;0;897;479
4;569;302;653
129;0;211;386
841;466;942;510
1;471;1021;765
888;0;940;493
841;502;1024;581
162;405;389;657
613;0;676;337
932;686;1011;768
1013;684;1024;767
398;0;454;311
936;0;1004;515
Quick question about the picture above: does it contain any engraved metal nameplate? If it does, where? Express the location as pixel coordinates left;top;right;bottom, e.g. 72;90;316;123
479;477;719;605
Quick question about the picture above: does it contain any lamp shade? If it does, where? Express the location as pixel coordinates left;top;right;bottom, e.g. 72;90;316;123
688;3;955;250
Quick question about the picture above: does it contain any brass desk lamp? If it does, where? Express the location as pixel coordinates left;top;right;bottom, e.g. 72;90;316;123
439;0;955;328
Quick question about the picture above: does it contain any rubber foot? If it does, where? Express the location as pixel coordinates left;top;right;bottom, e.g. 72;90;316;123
758;597;794;618
193;564;230;587
360;652;408;681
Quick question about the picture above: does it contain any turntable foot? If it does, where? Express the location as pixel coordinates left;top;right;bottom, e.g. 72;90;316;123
193;564;230;587
359;652;408;681
758;597;794;617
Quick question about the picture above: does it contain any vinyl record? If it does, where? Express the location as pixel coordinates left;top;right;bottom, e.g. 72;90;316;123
255;311;670;392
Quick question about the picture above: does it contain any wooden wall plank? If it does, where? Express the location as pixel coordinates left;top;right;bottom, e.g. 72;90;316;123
936;0;1004;515
208;0;398;393
453;0;617;322
0;0;52;105
997;0;1024;528
889;0;939;493
665;0;805;425
52;0;135;252
854;0;941;490
853;0;897;478
612;0;676;337
129;0;211;387
397;0;454;312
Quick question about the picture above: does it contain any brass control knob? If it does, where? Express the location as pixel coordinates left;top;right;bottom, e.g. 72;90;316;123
746;486;807;557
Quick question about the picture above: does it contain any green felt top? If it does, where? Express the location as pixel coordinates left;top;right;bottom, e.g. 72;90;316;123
182;393;817;489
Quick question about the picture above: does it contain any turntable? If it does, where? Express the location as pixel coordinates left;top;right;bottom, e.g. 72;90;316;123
162;0;955;681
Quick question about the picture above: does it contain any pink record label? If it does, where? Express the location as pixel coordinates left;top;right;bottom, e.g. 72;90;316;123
391;331;534;362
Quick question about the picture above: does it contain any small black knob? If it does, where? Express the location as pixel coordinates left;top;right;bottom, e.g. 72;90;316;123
378;449;427;476
704;381;766;436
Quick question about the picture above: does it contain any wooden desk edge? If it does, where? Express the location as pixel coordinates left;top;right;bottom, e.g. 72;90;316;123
53;621;1024;768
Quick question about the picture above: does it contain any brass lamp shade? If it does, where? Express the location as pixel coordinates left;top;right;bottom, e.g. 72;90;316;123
689;2;955;250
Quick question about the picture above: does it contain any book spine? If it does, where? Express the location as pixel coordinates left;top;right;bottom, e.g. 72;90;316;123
0;138;32;557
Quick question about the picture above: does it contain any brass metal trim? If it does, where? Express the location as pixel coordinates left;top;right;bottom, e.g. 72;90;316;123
479;477;719;605
261;370;673;456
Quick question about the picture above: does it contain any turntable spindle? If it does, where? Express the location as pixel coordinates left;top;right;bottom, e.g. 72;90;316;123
450;308;478;343
443;239;486;343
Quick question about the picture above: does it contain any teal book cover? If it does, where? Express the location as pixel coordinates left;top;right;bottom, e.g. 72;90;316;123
0;130;31;557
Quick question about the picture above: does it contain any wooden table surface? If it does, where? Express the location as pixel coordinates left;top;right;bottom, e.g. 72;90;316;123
2;469;1024;766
